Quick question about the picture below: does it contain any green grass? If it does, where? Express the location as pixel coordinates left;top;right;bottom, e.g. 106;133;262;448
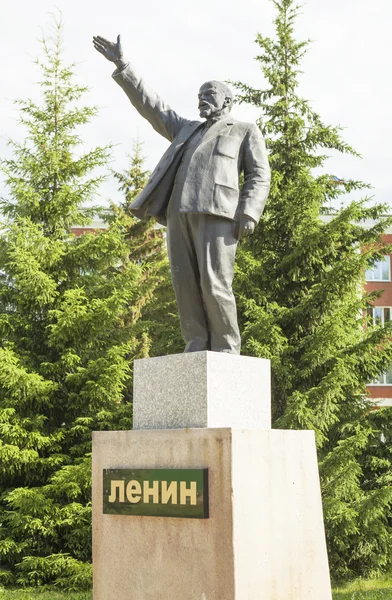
1;578;391;599
332;577;392;599
0;590;91;600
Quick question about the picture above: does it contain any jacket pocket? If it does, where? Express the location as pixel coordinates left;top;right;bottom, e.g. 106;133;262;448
213;183;240;218
215;135;240;158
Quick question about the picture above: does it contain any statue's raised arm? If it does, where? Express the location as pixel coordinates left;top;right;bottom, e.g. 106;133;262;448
93;34;189;141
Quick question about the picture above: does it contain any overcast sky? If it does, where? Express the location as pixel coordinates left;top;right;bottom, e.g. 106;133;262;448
1;0;391;209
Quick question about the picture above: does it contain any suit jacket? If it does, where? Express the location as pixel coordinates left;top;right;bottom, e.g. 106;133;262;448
112;65;271;224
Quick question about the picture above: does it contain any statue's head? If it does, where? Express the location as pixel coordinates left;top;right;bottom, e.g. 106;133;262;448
198;81;233;119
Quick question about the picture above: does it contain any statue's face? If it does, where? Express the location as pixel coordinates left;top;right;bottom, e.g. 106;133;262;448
198;82;230;118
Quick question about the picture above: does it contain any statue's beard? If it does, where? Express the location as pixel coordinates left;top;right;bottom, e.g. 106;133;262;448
199;104;228;120
199;105;212;118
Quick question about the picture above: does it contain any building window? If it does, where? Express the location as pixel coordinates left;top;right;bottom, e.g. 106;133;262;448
367;306;392;326
365;257;391;282
370;366;392;386
367;307;392;385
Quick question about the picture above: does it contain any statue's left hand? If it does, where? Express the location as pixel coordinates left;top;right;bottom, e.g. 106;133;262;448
238;216;256;240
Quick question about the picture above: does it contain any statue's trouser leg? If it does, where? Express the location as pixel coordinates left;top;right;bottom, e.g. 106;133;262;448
166;209;241;354
188;213;241;354
166;209;210;352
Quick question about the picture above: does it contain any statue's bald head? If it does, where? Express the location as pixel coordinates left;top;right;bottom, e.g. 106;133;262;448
204;81;233;104
198;80;233;119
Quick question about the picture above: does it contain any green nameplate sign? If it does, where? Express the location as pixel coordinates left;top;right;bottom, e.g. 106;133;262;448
103;468;209;519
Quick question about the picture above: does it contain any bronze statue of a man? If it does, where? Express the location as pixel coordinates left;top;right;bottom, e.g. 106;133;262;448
93;35;270;355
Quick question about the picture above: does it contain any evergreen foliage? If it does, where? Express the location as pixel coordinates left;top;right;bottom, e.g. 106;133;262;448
112;143;182;357
0;20;160;589
231;0;392;577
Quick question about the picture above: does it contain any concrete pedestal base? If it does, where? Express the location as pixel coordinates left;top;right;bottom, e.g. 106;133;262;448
92;428;332;600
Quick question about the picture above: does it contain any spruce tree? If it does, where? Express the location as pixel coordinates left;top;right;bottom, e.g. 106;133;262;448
231;0;392;578
0;20;157;589
113;142;183;357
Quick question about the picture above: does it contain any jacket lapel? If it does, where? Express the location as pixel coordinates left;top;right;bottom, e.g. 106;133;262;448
200;114;237;146
130;121;200;210
173;121;202;151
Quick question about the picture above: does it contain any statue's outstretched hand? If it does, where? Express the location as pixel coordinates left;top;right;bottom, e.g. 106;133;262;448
93;34;124;65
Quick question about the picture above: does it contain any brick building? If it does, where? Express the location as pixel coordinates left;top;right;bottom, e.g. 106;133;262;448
365;225;392;407
71;219;107;237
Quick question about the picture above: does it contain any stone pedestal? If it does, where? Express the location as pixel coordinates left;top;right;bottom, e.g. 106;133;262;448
133;351;271;430
92;352;332;599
